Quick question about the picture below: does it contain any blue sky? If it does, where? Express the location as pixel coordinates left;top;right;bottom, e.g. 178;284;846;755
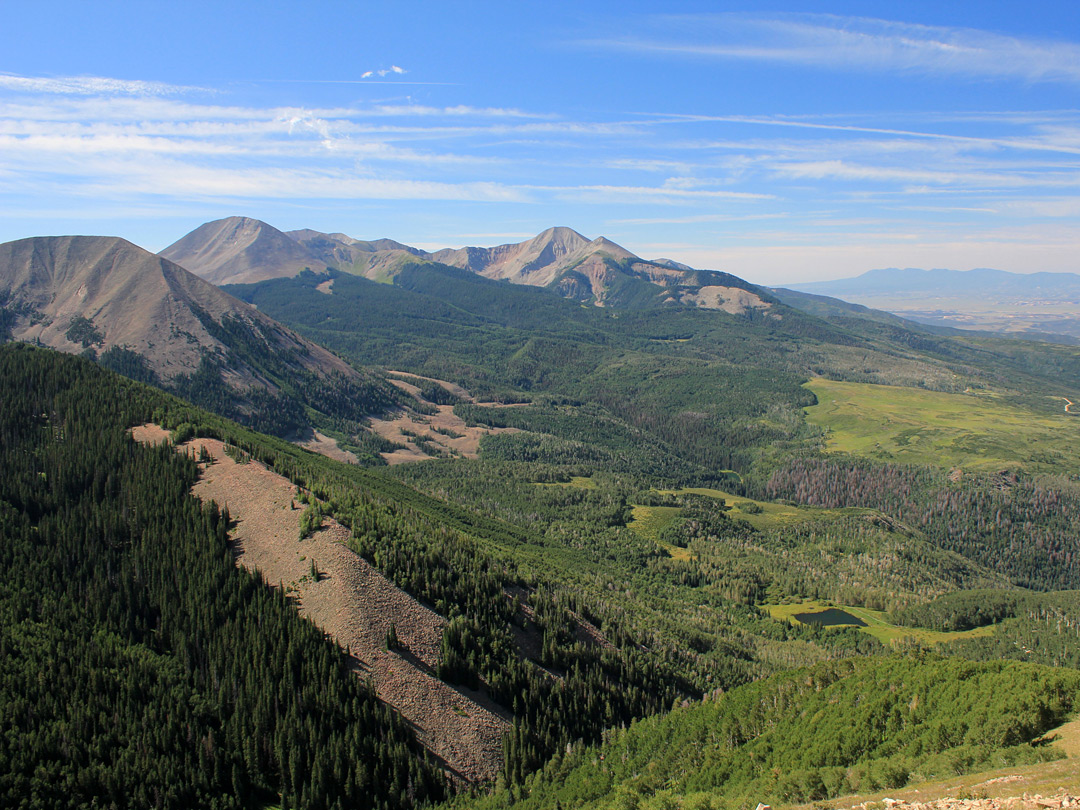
1;0;1078;284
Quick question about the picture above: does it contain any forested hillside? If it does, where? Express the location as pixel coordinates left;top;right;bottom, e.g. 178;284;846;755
0;345;879;806
220;254;1080;808
763;459;1080;590
8;230;1080;810
468;655;1079;810
226;262;1080;478
0;344;446;809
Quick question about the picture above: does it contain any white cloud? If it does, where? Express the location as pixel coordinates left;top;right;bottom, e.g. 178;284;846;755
609;213;791;225
370;104;550;119
73;160;529;203
538;184;773;204
361;65;407;79
644;113;1080;158
0;91;523;171
2;67;1078;279
775;159;1080;189
0;73;203;96
584;14;1080;83
997;198;1080;218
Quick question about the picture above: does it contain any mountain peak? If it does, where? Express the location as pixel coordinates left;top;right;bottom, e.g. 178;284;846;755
158;217;773;314
1;234;258;378
161;217;316;285
430;227;636;285
533;225;589;247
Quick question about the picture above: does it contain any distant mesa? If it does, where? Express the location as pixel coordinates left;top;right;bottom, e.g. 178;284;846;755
787;267;1080;340
789;266;1080;299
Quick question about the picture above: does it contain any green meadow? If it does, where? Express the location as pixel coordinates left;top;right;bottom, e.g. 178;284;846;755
766;600;998;646
628;488;882;567
627;504;682;541
804;378;1080;471
629;487;871;537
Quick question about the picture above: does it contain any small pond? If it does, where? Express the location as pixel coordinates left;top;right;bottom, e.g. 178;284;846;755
793;608;867;627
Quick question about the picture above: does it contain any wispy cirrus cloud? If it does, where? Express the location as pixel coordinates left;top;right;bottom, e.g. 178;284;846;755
584;14;1080;83
0;78;550;171
609;213;791;226
775;159;1080;189
539;183;773;205
369;104;550;119
2;65;1079;278
0;77;536;206
107;166;526;203
641;112;1080;157
0;72;205;96
0;72;664;208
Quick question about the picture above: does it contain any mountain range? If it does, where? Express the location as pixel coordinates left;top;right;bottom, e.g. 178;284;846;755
161;216;774;313
7;216;1077;465
792;266;1080;298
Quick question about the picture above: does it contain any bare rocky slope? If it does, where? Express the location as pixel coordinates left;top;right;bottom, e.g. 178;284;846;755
132;424;509;783
0;234;356;385
160;216;319;285
429;226;617;285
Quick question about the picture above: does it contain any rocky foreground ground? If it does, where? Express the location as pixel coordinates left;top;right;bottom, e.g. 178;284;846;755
851;794;1080;810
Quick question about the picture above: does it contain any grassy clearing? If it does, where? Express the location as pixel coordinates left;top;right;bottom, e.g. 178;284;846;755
627;505;681;541
804;378;1080;472
644;487;872;531
627;505;692;560
629;488;874;562
766;600;998;646
1049;715;1080;759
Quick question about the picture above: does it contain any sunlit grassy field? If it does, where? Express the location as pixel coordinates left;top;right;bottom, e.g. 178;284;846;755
627;505;682;540
629;487;872;535
628;488;879;564
766;600;998;646
804;378;1080;472
626;504;692;560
